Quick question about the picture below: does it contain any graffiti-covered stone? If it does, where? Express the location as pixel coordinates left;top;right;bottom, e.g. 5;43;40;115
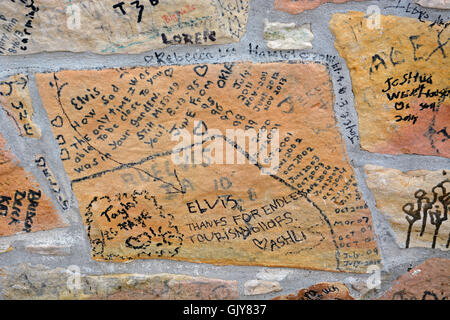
35;62;380;272
274;0;368;14
0;75;40;138
0;0;250;55
330;12;450;158
0;264;238;300
365;165;449;251
378;258;450;300
0;133;66;237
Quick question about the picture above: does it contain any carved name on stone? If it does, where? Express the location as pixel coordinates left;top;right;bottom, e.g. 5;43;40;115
0;75;40;138
365;165;449;251
0;133;66;237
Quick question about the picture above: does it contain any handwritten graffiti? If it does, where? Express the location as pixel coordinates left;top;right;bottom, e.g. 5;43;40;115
84;190;184;261
403;178;450;249
392;289;447;300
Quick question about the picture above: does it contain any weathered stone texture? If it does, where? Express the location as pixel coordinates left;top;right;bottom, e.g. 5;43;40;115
330;12;450;158
415;0;450;9
273;282;354;300
365;165;449;251
0;0;250;55
0;133;66;237
263;20;313;50
25;244;72;256
274;0;367;14
1;264;238;300
244;280;282;295
378;258;449;300
0;243;12;254
0;75;40;138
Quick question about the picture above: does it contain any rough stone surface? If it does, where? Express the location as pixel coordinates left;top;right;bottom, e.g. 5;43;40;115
0;0;448;301
350;279;371;295
0;0;250;55
415;0;450;9
0;264;238;300
274;0;367;14
378;258;449;300
263;20;314;50
244;280;282;295
365;165;449;251
330;12;450;158
272;282;355;300
34;154;70;211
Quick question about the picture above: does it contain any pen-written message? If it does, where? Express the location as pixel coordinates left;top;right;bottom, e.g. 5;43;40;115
0;0;250;55
274;0;368;14
0;133;66;236
330;12;449;158
36;62;381;272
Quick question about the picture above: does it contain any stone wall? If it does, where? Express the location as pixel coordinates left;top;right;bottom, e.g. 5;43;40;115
0;0;448;300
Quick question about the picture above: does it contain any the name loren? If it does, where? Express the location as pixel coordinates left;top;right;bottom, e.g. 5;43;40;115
161;30;216;45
